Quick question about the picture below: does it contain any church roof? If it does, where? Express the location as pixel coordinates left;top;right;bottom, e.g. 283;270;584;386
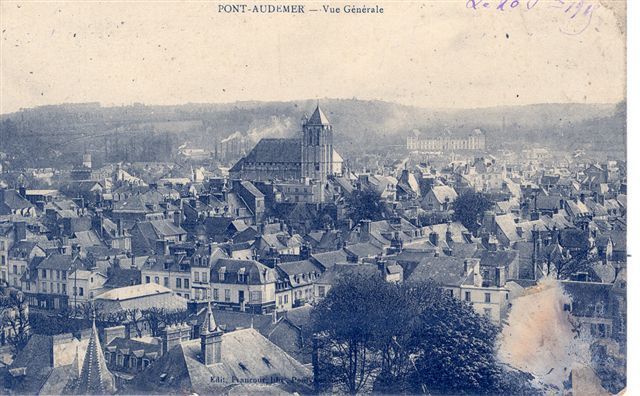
306;105;330;125
235;138;302;167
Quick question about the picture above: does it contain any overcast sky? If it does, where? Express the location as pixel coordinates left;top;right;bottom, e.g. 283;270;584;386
0;1;625;113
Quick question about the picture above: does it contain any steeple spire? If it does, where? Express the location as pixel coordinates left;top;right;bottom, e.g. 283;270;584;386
201;300;220;335
69;315;116;395
306;103;331;126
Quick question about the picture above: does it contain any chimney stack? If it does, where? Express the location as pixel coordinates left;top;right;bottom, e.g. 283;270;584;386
162;324;182;355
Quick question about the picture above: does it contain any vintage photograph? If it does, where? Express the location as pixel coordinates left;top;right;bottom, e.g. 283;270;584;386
0;0;628;394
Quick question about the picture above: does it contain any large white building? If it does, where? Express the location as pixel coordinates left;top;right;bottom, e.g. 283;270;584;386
407;129;486;151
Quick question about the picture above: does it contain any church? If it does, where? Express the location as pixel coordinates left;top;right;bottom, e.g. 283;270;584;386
229;104;343;182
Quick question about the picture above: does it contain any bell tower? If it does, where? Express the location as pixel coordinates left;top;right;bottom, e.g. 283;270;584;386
301;103;334;183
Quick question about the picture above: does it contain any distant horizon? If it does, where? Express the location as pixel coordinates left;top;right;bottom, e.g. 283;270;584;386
0;97;624;117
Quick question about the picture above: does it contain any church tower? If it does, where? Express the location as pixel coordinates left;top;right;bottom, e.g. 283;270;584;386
301;104;334;183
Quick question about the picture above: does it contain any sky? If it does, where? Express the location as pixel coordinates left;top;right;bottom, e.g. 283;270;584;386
0;0;626;114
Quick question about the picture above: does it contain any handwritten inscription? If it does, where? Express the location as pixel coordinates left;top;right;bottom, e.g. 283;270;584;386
466;0;599;35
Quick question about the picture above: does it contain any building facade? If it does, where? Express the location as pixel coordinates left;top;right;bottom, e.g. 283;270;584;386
407;129;486;151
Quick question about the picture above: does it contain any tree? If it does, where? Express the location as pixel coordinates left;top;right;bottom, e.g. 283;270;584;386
311;276;538;395
311;274;385;394
346;187;389;224
0;287;30;352
453;191;493;233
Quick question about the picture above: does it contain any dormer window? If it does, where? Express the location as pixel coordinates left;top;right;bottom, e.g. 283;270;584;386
238;267;246;283
219;266;226;281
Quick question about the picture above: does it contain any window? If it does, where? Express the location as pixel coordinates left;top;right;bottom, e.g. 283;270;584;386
484;293;491;303
184;279;189;289
213;288;219;300
202;272;208;283
184;293;189;300
224;289;230;302
284;295;288;304
62;271;67;280
12;265;17;274
79;287;84;296
154;276;160;284
250;291;262;303
145;276;151;283
318;286;325;298
484;308;492;317
447;289;454;297
465;291;471;302
176;278;182;288
41;269;47;279
278;296;283;305
62;283;66;294
164;277;169;287
194;272;200;282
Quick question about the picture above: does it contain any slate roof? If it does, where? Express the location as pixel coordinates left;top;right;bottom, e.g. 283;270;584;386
125;328;312;395
472;249;519;268
0;190;33;211
428;185;458;204
316;263;379;285
232;138;302;170
310;249;349;270
211;259;278;284
306;105;331;125
405;256;470;286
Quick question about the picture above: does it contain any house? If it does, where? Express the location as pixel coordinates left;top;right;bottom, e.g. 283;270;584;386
275;259;323;311
422;185;458;211
29;254;87;310
7;240;45;289
141;254;192;300
130;219;187;256
189;245;229;302
102;325;162;373
209;258;278;314
66;268;108;308
403;256;510;324
124;303;312;395
0;190;37;217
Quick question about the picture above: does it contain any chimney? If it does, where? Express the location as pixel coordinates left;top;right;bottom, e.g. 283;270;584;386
360;220;371;236
429;231;439;246
18;186;27;198
272;309;278;324
173;211;182;228
470;259;482;287
103;325;126;345
495;267;506;287
14;221;26;241
156;239;169;256
51;333;77;368
162;324;183;355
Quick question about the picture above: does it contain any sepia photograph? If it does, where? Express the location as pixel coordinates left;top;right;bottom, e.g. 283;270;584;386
0;0;632;394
